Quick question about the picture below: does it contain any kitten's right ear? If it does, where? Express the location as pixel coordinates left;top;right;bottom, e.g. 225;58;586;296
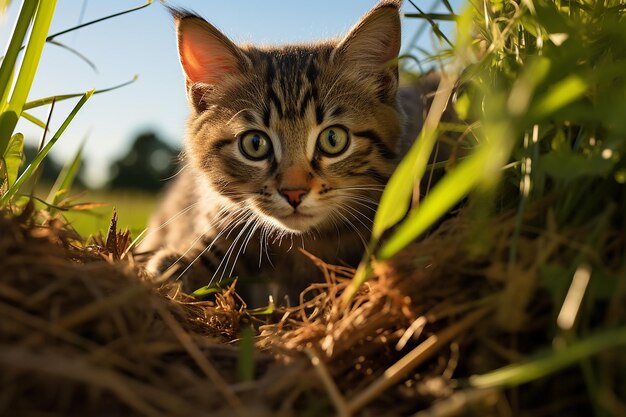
171;9;248;91
334;0;402;69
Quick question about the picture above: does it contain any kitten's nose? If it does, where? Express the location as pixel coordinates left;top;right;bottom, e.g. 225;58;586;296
279;188;309;208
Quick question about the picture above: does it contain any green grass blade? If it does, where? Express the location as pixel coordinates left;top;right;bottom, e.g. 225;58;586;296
0;160;6;195
48;39;98;73
404;13;458;21
237;325;255;382
190;277;237;299
469;326;626;388
404;2;454;47
0;0;11;14
0;67;14;113
0;0;56;157
48;139;85;205
372;73;457;241
0;90;93;204
371;130;431;239
439;0;455;14
342;261;373;303
22;75;138;110
46;1;152;41
527;75;588;121
378;115;514;260
345;7;476;302
1;132;24;187
378;144;490;260
248;305;275;316
0;0;38;113
21;110;47;129
1;2;152;65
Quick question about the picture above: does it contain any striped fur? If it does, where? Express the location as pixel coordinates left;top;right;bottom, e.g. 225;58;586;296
141;1;440;303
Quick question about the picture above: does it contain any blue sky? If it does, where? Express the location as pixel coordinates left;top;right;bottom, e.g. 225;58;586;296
1;0;455;186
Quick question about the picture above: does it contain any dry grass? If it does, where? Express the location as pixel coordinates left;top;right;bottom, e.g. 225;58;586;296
0;201;623;417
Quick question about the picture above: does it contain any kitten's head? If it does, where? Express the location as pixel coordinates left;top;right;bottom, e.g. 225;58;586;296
173;1;404;234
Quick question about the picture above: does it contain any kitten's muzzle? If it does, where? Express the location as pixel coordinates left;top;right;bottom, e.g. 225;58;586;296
279;188;309;208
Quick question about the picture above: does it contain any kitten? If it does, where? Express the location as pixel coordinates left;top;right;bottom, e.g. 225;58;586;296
142;0;442;304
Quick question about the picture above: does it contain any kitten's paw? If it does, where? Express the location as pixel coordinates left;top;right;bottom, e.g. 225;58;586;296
145;248;183;279
145;248;213;293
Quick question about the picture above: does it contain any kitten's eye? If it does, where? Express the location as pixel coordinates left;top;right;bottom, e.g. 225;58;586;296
239;131;272;160
317;126;349;156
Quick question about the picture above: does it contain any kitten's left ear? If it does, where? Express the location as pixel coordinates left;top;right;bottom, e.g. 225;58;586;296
170;8;250;110
334;0;402;70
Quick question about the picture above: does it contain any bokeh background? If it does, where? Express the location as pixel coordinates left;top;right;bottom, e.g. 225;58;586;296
0;0;455;235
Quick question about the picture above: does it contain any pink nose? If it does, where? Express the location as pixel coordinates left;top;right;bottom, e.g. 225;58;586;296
279;188;308;208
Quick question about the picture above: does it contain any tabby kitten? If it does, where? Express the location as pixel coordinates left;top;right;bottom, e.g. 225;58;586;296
142;0;439;303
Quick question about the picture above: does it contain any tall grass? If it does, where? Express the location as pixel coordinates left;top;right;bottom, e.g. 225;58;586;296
0;1;150;209
348;0;626;408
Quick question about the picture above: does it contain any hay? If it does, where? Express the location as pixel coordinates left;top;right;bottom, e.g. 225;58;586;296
1;202;623;416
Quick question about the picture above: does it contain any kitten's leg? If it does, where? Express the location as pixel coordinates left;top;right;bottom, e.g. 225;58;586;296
145;247;214;293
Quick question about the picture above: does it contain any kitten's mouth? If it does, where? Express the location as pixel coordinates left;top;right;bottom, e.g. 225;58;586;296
275;211;318;233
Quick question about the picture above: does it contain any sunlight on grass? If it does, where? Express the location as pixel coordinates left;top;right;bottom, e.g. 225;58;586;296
62;189;156;238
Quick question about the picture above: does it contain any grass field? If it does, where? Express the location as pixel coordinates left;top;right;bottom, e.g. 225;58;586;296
60;188;156;238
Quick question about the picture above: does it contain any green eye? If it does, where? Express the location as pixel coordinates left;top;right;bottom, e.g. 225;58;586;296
317;126;349;156
239;131;272;160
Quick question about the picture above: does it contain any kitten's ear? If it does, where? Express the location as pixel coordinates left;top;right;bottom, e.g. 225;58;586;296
334;0;402;69
172;9;248;92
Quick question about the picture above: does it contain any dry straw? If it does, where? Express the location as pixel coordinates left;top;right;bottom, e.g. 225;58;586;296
4;198;618;416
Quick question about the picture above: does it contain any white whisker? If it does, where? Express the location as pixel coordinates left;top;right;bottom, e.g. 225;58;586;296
172;202;249;281
136;201;200;249
212;215;256;284
336;203;373;233
332;205;368;249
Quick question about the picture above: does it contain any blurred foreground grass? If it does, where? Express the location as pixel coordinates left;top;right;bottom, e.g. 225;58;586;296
62;188;156;238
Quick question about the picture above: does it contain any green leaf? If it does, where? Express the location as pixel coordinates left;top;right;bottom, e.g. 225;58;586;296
0;0;38;114
0;67;14;114
48;140;85;205
533;1;573;34
378;113;516;261
371;129;430;240
190;286;222;298
22;76;138;110
539;153;613;180
528;75;588;121
372;74;456;241
0;90;93;205
237;325;255;382
550;128;567;152
469;326;626;388
0;0;11;14
507;57;552;117
190;276;237;299
248;304;275;316
342;262;373;303
0;160;6;196
453;91;471;120
0;0;57;157
2;133;24;187
378;143;492;260
21;111;48;129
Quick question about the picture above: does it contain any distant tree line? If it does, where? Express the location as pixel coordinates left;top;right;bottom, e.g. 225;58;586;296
22;130;179;191
108;131;179;191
